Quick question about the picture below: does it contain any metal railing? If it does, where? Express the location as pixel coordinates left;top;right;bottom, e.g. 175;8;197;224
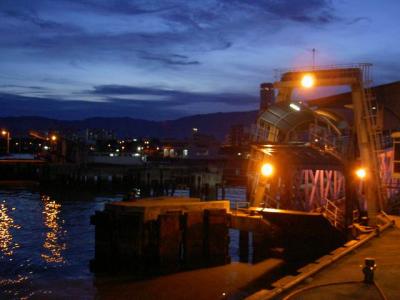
313;198;345;230
232;201;251;215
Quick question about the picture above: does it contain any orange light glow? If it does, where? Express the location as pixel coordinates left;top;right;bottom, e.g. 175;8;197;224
301;74;315;88
261;163;274;177
51;135;57;142
356;168;366;179
1;130;7;136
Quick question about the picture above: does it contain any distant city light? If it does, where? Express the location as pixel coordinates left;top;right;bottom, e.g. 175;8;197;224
301;73;315;88
51;135;57;141
289;103;301;111
43;146;49;150
1;130;7;136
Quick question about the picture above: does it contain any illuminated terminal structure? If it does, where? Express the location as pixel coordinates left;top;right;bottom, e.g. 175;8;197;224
248;64;400;228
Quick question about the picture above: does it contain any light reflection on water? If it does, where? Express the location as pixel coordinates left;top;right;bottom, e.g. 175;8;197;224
41;195;66;264
0;201;21;257
0;188;250;299
0;189;113;299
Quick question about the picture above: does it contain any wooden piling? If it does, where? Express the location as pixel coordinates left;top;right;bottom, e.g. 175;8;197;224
183;211;205;268
204;208;230;266
158;212;182;273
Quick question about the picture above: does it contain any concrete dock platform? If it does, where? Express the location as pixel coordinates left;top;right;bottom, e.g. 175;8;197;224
250;216;400;299
91;197;232;274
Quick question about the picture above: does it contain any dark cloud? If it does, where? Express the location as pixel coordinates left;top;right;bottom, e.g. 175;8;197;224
0;92;176;120
1;8;81;32
0;85;46;90
76;0;177;16
222;0;337;25
91;84;257;105
73;0;338;25
0;87;258;120
346;17;371;25
140;54;200;65
0;0;397;121
92;85;177;96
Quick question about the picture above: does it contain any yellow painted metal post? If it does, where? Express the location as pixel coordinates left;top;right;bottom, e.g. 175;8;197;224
352;85;378;225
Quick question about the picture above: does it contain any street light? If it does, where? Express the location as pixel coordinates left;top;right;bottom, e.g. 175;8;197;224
261;163;274;177
356;168;366;179
51;135;57;142
301;73;315;88
1;129;10;154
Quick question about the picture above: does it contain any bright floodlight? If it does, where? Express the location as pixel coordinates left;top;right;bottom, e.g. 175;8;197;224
356;168;366;179
301;74;315;88
261;163;274;177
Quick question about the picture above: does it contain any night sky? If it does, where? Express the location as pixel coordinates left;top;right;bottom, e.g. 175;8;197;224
1;0;400;120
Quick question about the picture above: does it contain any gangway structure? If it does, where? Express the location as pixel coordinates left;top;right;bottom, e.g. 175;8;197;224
249;64;386;226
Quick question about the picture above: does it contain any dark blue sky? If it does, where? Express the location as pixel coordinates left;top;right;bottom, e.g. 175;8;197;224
1;0;400;120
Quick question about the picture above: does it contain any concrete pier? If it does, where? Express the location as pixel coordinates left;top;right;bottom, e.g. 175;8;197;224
90;197;230;274
246;215;398;299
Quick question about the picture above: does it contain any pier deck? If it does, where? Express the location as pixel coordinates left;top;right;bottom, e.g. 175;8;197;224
250;216;400;299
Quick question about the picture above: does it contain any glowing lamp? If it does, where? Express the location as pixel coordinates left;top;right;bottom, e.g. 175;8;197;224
1;130;7;135
51;135;57;141
356;168;366;179
261;163;274;177
301;74;315;88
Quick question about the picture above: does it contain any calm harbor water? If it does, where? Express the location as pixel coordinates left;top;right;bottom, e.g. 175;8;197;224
0;187;283;300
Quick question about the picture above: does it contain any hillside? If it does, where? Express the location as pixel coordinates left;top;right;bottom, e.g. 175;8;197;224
0;111;258;140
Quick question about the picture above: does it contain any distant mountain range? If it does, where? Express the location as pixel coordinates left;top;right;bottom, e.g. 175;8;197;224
0;111;258;140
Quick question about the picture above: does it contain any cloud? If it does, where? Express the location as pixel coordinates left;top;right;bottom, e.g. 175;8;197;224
0;0;398;121
140;53;200;65
222;0;337;25
75;0;177;16
0;85;258;120
90;84;257;105
346;17;371;25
